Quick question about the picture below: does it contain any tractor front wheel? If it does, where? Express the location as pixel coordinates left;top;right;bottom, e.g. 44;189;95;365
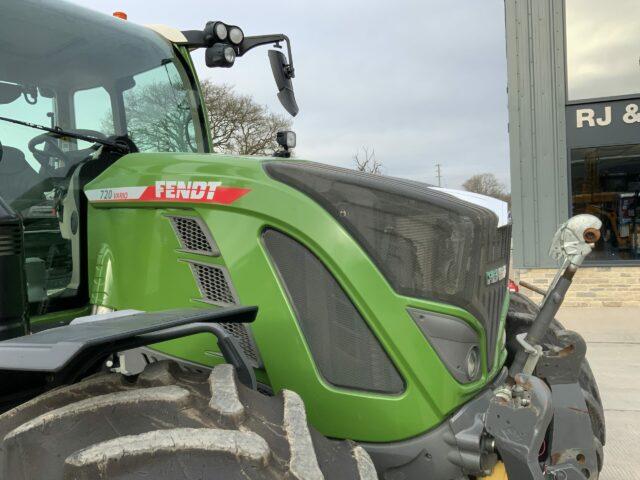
0;361;377;480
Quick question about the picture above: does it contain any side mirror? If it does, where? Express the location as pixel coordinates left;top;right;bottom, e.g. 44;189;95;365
269;50;299;117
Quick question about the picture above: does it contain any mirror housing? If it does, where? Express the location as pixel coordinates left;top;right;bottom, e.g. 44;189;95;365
269;50;299;117
0;83;22;104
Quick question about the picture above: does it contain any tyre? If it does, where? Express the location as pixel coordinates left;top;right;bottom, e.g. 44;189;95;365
506;292;606;474
0;361;378;480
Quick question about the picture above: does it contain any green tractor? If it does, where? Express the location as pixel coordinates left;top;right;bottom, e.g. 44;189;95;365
0;1;605;479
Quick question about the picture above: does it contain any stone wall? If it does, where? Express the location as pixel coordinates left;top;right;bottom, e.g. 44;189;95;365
514;267;640;307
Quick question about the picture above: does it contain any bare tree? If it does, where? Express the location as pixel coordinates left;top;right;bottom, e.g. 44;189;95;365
353;146;383;174
121;80;291;156
123;81;197;153
201;81;292;155
462;173;510;203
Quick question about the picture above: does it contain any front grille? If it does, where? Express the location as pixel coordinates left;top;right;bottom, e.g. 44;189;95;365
480;224;511;366
265;161;511;368
263;228;404;394
168;216;219;256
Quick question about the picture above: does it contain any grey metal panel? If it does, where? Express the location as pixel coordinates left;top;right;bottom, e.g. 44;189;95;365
505;0;569;268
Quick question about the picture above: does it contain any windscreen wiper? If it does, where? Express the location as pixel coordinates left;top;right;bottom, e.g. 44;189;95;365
0;115;131;153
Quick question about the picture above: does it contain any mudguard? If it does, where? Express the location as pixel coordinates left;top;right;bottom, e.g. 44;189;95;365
0;306;257;410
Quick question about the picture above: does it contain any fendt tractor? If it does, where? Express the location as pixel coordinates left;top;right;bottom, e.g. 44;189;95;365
0;1;606;479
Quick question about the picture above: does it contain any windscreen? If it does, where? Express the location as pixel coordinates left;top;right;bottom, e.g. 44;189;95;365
0;0;206;178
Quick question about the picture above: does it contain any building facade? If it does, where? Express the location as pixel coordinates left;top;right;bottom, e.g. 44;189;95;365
506;0;640;306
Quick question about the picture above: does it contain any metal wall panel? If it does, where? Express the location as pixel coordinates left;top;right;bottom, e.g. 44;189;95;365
505;0;569;267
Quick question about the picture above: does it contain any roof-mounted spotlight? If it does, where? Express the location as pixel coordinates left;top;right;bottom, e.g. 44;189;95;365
205;43;236;68
228;26;244;45
204;21;228;44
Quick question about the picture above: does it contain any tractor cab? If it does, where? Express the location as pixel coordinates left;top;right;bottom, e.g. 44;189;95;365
0;4;207;320
0;0;295;325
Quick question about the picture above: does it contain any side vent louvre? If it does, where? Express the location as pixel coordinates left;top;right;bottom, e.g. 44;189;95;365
186;260;262;368
217;322;261;367
189;262;237;305
168;216;219;256
262;229;404;394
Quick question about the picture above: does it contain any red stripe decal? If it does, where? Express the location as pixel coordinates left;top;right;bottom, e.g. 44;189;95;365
212;187;251;204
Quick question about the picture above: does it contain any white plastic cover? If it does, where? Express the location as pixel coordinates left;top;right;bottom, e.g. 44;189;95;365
430;187;510;228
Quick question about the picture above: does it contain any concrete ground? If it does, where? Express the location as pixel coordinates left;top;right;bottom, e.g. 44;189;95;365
557;307;640;480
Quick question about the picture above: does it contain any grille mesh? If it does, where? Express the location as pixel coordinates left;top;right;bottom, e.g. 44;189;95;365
263;229;404;394
264;161;494;315
190;263;237;305
169;216;218;256
481;224;511;366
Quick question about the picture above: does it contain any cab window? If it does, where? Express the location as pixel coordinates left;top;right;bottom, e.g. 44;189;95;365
74;87;115;142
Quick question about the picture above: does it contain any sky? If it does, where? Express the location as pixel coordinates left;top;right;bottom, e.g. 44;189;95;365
69;0;510;189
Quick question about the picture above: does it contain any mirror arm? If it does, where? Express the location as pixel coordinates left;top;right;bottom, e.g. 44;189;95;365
180;30;207;48
238;35;295;78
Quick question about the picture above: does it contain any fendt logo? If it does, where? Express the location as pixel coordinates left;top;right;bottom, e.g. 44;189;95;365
154;181;221;200
85;180;250;205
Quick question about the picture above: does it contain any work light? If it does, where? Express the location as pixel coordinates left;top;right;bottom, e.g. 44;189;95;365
205;43;236;68
228;26;244;45
277;130;296;149
213;22;228;40
203;21;228;44
223;46;236;63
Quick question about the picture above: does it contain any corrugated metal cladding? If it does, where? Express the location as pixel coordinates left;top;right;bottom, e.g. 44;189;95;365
505;0;569;268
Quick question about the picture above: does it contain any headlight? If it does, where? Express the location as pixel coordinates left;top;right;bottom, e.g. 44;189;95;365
466;346;480;381
406;307;481;384
228;26;244;45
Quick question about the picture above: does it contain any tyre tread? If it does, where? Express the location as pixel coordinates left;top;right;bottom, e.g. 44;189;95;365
0;362;372;480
